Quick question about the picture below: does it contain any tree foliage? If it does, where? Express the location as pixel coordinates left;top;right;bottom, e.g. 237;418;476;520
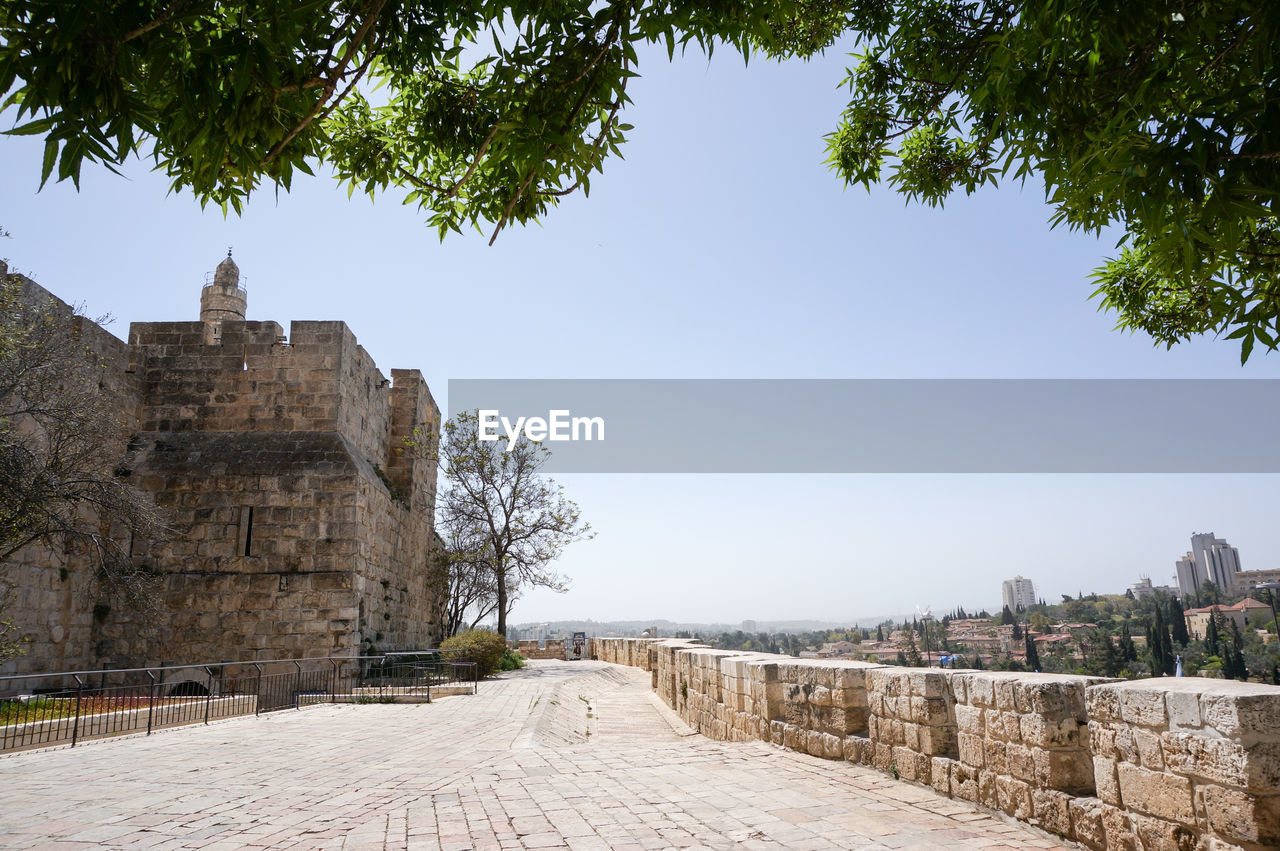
436;410;591;638
440;627;507;677
5;3;1277;355
0;0;846;244
824;1;1280;361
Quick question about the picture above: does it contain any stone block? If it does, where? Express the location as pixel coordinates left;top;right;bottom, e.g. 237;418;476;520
994;678;1019;712
1165;690;1203;732
822;732;843;760
905;669;947;699
1130;814;1197;851
917;725;956;757
892;746;919;781
996;776;1032;820
1094;756;1121;806
1087;685;1122;723
1031;788;1073;838
987;709;1022;742
1069;796;1107;850
1198;784;1280;846
1006;742;1035;782
960;673;995;708
1034;748;1094;795
842;735;866;763
902;721;919;751
873;742;893;773
1202;686;1280;740
1116;762;1195;826
955;703;984;735
1100;802;1137;851
1135;728;1165;771
931;756;953;797
983;739;1008;775
783;724;804;752
1022;713;1080;748
958;732;985;767
1161;730;1279;789
952;763;980;803
1120;688;1169;728
979;769;999;809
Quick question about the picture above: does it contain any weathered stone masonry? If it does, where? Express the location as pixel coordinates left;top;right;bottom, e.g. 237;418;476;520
592;637;1280;851
2;256;444;680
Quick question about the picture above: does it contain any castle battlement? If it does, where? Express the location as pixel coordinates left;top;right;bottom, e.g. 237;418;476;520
2;255;444;681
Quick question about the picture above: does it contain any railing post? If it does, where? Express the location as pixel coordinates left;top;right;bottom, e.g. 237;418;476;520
70;675;85;747
253;664;263;716
330;659;338;703
203;667;214;725
293;661;302;709
146;670;157;736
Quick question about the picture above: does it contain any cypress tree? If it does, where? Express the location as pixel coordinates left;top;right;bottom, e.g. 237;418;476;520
903;628;923;667
1025;632;1041;671
1169;597;1190;646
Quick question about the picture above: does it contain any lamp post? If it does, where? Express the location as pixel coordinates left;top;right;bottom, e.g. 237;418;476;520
1257;582;1280;646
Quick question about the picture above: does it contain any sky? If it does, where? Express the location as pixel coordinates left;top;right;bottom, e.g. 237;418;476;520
4;39;1279;627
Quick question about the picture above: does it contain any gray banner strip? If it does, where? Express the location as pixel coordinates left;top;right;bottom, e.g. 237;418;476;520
446;379;1280;473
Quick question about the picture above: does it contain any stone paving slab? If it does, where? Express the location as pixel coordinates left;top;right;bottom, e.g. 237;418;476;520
0;661;1078;850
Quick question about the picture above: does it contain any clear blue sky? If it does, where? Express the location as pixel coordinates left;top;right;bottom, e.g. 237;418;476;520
4;40;1278;625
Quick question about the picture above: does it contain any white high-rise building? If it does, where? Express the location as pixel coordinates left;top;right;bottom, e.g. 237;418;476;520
1002;576;1036;612
1174;552;1200;598
1190;532;1242;594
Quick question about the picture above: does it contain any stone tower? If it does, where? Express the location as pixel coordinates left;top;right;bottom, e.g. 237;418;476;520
200;250;247;344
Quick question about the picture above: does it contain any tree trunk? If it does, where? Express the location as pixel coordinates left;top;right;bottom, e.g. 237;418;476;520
495;566;508;640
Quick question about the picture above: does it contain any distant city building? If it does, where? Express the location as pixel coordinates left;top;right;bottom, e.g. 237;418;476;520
741;620;757;632
1183;604;1247;641
1175;552;1200;598
1231;568;1280;595
1002;576;1036;611
1174;532;1243;596
1192;532;1243;591
1129;577;1179;600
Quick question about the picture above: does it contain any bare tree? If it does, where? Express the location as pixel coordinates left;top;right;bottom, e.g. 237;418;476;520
432;529;501;638
0;271;167;648
435;411;591;638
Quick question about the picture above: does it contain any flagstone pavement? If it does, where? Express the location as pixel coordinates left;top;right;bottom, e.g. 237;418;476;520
0;660;1079;850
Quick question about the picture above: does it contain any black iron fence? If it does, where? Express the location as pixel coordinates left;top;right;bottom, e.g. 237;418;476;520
0;651;478;753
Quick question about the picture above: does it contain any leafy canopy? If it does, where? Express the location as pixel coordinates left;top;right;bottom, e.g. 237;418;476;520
0;0;843;243
824;1;1280;362
3;2;1278;356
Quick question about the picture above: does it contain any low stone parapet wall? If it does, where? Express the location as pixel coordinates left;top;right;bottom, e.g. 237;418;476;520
588;636;1280;850
514;640;565;660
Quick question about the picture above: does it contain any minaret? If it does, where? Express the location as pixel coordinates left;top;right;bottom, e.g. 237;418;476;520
200;249;247;344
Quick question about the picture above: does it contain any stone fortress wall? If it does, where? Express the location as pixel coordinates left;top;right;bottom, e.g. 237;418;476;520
1;256;444;682
592;637;1280;851
2;273;144;674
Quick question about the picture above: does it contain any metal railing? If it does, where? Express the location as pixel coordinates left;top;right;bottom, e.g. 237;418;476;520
0;650;478;754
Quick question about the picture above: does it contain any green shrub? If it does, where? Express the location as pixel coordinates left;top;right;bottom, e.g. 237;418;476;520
498;649;525;671
440;629;508;678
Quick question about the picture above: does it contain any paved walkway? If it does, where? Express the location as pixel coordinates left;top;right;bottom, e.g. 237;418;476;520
0;661;1077;850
